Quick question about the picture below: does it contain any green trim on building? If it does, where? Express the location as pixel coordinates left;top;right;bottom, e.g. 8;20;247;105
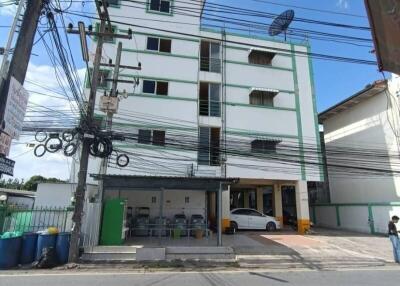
200;27;310;48
119;73;198;85
335;205;341;227
225;83;295;94
123;48;198;60
312;202;400;207
307;46;324;182
128;92;197;102
226;129;298;139
225;60;293;72
225;101;296;112
368;204;375;234
114;142;196;153
94;23;117;44
291;44;306;180
225;45;292;58
119;29;199;43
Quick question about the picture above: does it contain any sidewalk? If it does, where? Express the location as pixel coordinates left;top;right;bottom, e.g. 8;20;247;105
234;227;394;270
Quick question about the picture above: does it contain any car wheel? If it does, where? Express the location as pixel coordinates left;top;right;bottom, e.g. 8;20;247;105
266;222;276;232
230;221;238;232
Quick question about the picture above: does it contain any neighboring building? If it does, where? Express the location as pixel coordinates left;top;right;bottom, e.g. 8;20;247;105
0;188;35;208
35;183;99;208
317;76;400;234
74;0;322;242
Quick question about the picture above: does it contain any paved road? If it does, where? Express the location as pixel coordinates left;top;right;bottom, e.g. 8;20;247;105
0;269;399;286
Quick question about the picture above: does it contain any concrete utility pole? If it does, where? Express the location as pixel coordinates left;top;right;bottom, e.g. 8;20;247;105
0;0;43;145
67;1;133;262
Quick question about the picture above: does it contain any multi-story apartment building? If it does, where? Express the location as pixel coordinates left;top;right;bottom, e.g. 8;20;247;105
76;0;322;241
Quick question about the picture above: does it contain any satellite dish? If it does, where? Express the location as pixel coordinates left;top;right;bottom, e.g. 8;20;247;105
268;9;295;41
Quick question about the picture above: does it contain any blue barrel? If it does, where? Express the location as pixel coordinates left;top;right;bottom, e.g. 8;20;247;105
35;234;57;261
0;236;22;269
19;233;38;265
56;232;70;264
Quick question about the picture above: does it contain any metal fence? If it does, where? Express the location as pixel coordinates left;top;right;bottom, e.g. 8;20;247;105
0;205;74;234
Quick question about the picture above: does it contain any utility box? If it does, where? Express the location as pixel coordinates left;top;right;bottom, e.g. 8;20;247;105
99;96;119;113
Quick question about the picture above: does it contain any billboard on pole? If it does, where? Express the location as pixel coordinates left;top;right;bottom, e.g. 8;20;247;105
4;76;29;140
365;0;400;74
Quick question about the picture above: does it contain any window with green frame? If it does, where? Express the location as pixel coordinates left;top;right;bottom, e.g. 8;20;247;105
94;23;117;43
86;69;110;89
106;0;120;7
148;0;172;14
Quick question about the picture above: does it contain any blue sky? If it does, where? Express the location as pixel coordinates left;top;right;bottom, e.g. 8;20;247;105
0;0;385;180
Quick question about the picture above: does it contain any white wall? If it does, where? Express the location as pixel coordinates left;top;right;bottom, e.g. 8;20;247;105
323;82;400;203
35;183;99;208
313;204;400;235
104;189;206;220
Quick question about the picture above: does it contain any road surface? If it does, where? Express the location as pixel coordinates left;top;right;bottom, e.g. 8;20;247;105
0;269;399;286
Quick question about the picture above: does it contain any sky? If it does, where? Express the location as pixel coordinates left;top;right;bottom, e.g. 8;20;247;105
0;0;386;181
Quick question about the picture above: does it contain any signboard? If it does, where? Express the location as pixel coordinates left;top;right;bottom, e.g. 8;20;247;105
0;132;11;156
0;156;15;176
365;0;400;74
4;76;29;140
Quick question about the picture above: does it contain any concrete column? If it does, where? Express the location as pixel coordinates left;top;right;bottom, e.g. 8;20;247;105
273;184;283;226
243;191;249;208
295;180;310;234
256;187;264;213
221;185;231;232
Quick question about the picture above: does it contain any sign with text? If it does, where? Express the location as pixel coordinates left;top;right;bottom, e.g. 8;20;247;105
4;77;29;140
365;0;400;74
0;156;15;176
0;132;11;156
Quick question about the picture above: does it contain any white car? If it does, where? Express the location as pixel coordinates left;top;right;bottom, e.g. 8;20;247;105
230;208;280;231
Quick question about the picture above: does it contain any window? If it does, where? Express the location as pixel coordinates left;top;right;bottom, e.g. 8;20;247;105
249;90;277;107
151;196;157;203
156;81;168;95
87;69;109;89
103;25;116;43
153;130;166;146
248;210;263;217
149;0;172;14
251;140;279;154
185;197;190;203
138;129;166;146
200;41;221;73
198;127;220;166
199;82;220;117
107;0;120;6
142;80;169;96
232;209;251;215
248;50;276;66
146;37;172;53
138;129;151;144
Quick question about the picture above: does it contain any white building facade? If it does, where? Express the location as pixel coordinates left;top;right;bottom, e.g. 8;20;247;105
317;76;400;234
76;0;322;235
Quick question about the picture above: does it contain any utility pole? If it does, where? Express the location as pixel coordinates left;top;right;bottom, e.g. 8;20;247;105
0;0;43;149
67;1;132;262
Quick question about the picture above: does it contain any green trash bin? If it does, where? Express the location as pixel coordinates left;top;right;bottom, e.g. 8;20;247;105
173;228;181;239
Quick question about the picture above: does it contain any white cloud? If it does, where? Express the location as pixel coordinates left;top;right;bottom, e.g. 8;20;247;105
336;0;349;9
0;1;18;16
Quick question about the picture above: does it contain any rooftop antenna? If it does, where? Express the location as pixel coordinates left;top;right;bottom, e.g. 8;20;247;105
268;9;295;42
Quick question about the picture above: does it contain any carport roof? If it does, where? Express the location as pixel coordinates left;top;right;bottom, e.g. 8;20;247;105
91;174;239;190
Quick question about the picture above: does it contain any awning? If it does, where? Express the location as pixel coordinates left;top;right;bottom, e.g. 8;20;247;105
91;174;239;191
248;48;277;59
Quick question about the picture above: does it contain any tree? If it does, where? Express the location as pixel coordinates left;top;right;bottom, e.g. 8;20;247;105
23;176;65;191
